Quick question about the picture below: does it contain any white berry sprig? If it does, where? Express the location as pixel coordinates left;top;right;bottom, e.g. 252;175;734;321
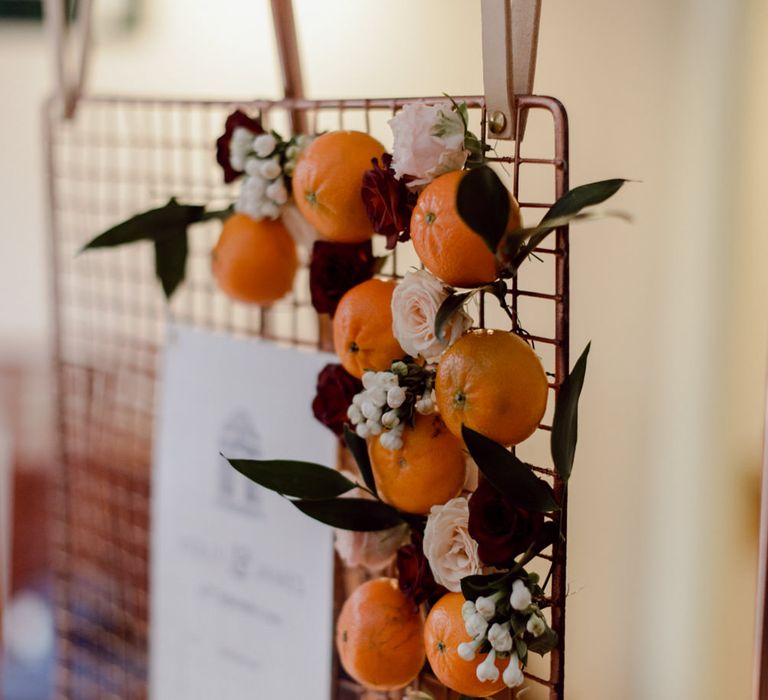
346;360;436;451
234;132;312;221
457;574;557;690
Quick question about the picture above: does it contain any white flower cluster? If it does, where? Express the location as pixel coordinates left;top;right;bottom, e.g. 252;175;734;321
347;370;405;449
234;132;289;221
346;366;435;451
456;580;547;689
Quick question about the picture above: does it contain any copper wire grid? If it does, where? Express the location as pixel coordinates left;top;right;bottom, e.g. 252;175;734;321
45;93;569;700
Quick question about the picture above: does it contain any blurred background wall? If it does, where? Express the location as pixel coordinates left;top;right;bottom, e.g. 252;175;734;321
1;0;766;698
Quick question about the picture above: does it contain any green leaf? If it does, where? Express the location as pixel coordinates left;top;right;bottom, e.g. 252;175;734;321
514;638;528;663
501;179;628;270
456;165;511;253
225;457;356;500
343;425;377;497
434;290;474;342
81;198;205;251
154;227;188;299
461;567;520;602
527;626;559;655
462;426;559;512
291;497;404;531
544;179;627;224
551;343;591;481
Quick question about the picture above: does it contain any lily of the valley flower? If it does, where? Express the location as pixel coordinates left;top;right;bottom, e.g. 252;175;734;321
526;612;547;637
457;635;484;661
475;591;503;621
461;600;477;621
487;621;513;653
476;648;500;683
510;579;533;611
464;611;489;639
502;652;525;688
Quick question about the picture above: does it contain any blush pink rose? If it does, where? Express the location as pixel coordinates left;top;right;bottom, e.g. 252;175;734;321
422;496;482;592
388;102;468;187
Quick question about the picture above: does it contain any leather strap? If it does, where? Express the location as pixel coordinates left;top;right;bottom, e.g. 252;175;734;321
481;0;542;141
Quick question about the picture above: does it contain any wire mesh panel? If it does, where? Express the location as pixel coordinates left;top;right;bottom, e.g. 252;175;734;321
46;94;569;700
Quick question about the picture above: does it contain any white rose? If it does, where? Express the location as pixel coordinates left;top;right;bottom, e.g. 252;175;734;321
422;496;482;592
388;102;468;187
392;270;472;362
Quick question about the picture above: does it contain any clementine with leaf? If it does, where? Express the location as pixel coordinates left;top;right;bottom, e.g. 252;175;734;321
435;329;548;446
410;170;521;288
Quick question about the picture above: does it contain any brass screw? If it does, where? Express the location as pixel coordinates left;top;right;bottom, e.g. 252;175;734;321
489;110;507;134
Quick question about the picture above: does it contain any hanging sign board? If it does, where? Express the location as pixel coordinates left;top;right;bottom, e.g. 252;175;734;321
150;324;336;700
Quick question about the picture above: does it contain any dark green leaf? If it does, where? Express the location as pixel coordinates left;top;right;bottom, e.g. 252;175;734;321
291;497;404;531
81;198;205;251
514;638;528;663
527;626;558;655
225;457;356;500
551;343;590;481
456;165;511;253
434;291;474;342
154;227;188;299
544;179;627;224
462;426;560;512
460;567;521;602
343;425;377;497
501;179;628;270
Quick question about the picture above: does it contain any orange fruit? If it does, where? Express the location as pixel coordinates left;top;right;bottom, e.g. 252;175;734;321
424;591;506;697
336;577;425;691
410;170;521;288
369;413;467;515
333;278;405;378
292;131;385;243
435;329;548;446
212;213;297;305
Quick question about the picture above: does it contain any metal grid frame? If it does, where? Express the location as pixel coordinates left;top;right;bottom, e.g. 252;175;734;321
46;93;569;700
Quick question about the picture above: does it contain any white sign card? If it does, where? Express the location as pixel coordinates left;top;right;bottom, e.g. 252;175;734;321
150;324;337;700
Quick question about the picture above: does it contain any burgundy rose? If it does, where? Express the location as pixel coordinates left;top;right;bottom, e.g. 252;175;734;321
311;363;362;437
215;109;264;183
361;154;417;249
396;530;446;606
468;479;545;568
309;240;375;316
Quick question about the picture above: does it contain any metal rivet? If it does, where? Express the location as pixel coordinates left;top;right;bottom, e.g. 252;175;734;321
489;110;507;134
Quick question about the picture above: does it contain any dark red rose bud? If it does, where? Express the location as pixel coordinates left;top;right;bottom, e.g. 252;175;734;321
311;363;362;437
468;479;545;568
215;109;264;184
396;530;446;607
309;240;375;316
361;154;418;249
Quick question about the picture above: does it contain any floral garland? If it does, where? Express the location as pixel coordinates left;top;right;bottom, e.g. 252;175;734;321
82;97;626;697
